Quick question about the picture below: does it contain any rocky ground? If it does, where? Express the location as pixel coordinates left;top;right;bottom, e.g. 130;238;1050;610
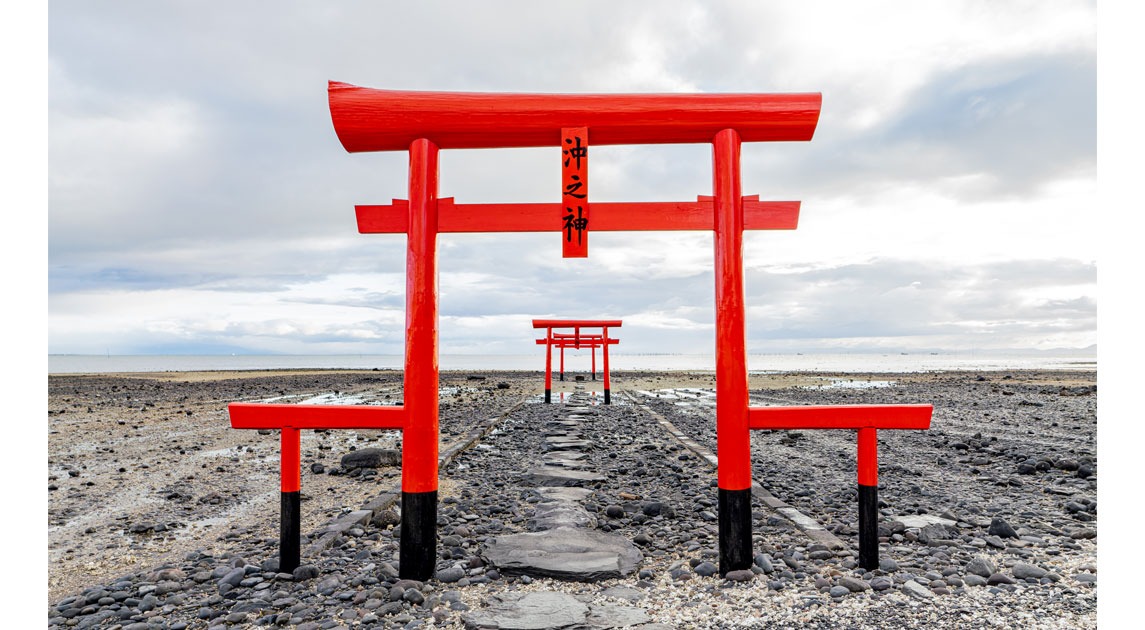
47;368;1097;628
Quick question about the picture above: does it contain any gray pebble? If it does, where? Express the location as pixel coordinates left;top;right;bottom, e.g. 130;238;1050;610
1074;573;1097;585
987;572;1016;585
435;566;465;583
870;576;894;591
292;565;320;581
693;561;718;577
965;574;988;587
724;569;754;582
965;555;996;578
1012;562;1047;579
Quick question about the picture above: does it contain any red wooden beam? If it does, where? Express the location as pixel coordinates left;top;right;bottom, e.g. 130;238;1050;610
748;404;933;431
532;319;623;329
550;333;616;341
229;402;407;430
356;198;799;234
535;338;619;345
329;82;822;152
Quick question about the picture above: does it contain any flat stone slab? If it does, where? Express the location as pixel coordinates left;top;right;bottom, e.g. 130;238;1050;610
462;591;587;629
530;502;597;530
461;591;651;630
894;514;957;529
522;467;606;486
484;526;644;580
600;585;646;602
545;436;587;444
586;603;650;627
542;454;590;469
533;487;594;502
542;450;588;463
543;440;593;451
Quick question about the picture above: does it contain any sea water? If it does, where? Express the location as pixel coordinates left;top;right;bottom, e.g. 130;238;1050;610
48;352;1096;375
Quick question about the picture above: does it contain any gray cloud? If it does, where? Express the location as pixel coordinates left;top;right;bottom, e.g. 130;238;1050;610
728;57;1095;211
47;2;1098;356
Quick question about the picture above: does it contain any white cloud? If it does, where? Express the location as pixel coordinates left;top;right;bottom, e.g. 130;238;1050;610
46;1;1098;356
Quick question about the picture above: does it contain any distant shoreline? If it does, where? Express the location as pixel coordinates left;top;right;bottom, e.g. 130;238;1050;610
47;352;1097;376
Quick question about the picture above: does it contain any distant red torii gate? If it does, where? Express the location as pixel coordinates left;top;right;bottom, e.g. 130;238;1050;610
532;319;620;403
535;335;616;386
226;82;931;581
542;334;616;384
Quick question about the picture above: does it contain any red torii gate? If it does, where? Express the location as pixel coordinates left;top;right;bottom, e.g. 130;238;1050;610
546;335;614;383
532;319;620;403
536;336;616;386
227;82;932;580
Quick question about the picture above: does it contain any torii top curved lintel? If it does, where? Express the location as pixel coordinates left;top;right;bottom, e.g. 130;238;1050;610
328;81;822;152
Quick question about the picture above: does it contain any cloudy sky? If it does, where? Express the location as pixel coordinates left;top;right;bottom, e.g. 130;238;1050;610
45;1;1099;358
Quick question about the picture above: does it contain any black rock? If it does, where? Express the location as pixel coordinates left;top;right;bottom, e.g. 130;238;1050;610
341;448;401;469
371;508;401;528
292;565;320;581
642;502;666;517
988;516;1019;539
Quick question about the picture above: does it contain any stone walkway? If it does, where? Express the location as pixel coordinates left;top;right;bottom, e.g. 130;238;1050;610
470;389;653;628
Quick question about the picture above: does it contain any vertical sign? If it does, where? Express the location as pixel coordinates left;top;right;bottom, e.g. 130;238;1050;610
562;127;589;257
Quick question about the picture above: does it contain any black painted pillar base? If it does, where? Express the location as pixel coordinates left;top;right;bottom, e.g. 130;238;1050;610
858;484;878;570
280;490;301;574
592;373;596;381
718;488;752;576
544;389;551;404
604;389;611;405
559;373;564;382
400;490;438;580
